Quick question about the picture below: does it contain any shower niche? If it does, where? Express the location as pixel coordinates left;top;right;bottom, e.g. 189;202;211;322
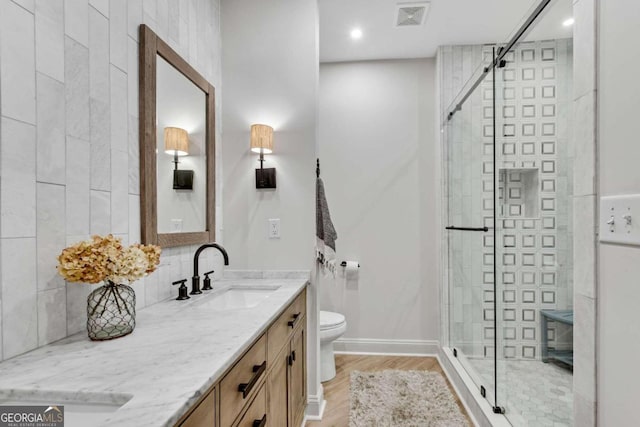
498;168;539;218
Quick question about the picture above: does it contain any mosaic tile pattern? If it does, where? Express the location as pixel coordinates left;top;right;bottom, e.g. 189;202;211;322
471;358;573;426
446;39;574;361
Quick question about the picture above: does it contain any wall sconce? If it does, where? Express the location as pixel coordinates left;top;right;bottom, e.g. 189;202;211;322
164;127;194;190
250;124;276;189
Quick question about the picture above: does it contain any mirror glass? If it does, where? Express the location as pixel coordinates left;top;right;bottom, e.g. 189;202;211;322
139;24;215;247
156;55;207;234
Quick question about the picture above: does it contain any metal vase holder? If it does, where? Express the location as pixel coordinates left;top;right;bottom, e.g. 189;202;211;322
87;281;136;341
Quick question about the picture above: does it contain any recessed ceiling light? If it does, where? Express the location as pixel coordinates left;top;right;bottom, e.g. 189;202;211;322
350;28;363;40
563;18;575;27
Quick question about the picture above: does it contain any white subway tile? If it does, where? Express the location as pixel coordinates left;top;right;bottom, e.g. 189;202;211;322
90;98;111;191
90;190;111;235
573;92;596;196
131;278;146;310
37;287;67;346
158;263;171;301
156;0;169;40
109;0;128;71
35;0;64;82
1;238;38;359
65;136;91;236
128;114;140;195
574;195;596;298
110;66;128;153
168;1;179;43
574;293;596;426
573;0;596;99
188;0;197;64
88;7;110;103
89;0;108;17
64;0;88;47
128;194;141;243
110;150;129;234
11;0;34;12
37;183;66;292
65;36;90;140
0;1;36;124
65;281;90;335
36;73;66;185
1;117;36;238
144;269;160;306
142;0;156;21
127;0;143;41
127;38;139;118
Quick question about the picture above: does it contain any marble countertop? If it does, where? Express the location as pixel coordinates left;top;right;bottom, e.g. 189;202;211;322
0;273;309;427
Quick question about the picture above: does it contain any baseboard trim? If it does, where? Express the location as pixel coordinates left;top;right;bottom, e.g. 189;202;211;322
333;338;439;356
305;389;326;421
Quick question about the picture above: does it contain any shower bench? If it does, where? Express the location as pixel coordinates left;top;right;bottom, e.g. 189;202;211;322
540;309;574;368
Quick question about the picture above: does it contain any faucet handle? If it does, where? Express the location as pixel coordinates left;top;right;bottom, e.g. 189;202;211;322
172;279;190;300
202;270;215;291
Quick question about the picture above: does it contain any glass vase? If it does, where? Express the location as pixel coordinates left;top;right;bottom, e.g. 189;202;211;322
87;280;136;341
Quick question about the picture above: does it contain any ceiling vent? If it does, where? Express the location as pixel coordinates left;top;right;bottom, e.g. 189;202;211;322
395;2;430;27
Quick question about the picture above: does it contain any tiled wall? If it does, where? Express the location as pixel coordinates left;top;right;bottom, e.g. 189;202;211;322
444;39;574;360
0;0;223;361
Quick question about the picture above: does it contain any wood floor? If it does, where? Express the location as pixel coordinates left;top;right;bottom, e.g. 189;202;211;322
305;354;471;427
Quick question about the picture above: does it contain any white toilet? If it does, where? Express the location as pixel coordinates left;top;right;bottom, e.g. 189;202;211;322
319;310;347;382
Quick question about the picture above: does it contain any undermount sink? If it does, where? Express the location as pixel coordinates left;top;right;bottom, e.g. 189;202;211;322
0;390;132;427
193;286;280;311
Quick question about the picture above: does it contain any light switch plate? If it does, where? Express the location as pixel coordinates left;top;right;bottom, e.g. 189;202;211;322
599;194;640;246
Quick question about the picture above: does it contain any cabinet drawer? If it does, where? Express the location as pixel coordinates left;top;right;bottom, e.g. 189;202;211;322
180;387;215;427
220;334;267;427
267;289;306;363
234;383;267;427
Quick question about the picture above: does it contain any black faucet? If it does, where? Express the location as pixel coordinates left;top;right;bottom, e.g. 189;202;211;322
192;243;229;295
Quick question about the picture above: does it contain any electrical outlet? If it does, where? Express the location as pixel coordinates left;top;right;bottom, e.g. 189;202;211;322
268;218;280;239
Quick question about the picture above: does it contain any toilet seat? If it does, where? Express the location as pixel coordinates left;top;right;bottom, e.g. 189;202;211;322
320;311;346;330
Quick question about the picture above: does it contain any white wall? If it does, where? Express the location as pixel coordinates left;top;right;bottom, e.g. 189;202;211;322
597;0;640;425
221;0;317;270
318;59;439;352
220;0;320;416
0;0;223;361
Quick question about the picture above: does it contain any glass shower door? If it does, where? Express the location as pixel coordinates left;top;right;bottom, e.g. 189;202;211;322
446;52;497;407
494;0;575;423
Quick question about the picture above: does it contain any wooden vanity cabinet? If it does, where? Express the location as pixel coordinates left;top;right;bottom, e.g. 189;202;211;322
266;290;307;427
177;288;307;427
180;388;216;427
289;323;307;427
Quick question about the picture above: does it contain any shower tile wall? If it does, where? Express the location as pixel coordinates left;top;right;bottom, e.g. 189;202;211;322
443;39;574;360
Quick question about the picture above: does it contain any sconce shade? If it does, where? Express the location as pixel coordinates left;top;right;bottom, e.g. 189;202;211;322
164;127;189;156
250;124;274;154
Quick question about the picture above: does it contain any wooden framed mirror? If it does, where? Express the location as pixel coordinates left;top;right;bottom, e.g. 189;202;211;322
139;24;215;248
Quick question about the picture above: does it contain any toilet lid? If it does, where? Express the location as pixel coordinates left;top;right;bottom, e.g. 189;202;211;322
320;311;345;329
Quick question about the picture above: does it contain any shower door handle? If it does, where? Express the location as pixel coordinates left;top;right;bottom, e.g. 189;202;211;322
445;226;489;232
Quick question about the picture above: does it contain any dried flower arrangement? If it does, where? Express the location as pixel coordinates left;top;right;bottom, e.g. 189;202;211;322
57;234;161;285
57;235;162;340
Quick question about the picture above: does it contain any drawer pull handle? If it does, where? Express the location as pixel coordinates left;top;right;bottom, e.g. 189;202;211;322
288;312;301;328
238;361;266;398
253;414;267;427
292;350;296;361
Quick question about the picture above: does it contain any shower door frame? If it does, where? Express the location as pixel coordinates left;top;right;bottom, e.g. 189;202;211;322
440;0;598;424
